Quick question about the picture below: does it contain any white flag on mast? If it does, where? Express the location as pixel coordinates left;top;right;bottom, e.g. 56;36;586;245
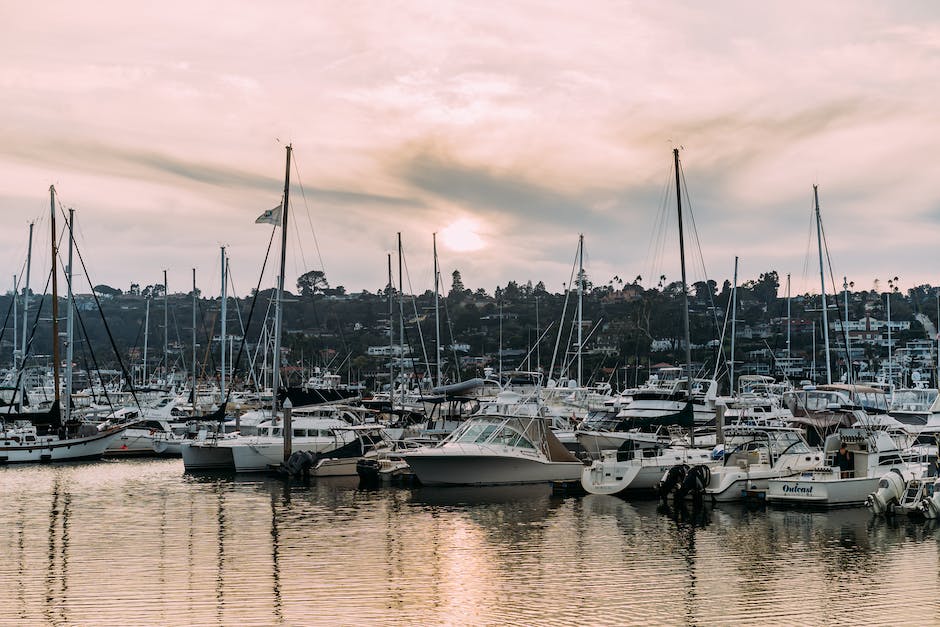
255;204;282;226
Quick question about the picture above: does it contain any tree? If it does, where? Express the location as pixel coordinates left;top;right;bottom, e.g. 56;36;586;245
450;270;465;296
297;270;329;296
93;284;122;297
128;283;140;296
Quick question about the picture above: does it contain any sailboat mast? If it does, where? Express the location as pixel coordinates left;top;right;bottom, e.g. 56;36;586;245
192;268;197;411
886;289;892;385
49;186;61;406
843;277;852;384
65;208;75;424
387;253;395;410
434;233;442;387
673;149;693;398
272;144;291;416
786;273;791;361
11;275;17;372
397;233;404;394
19;222;33;411
577;233;584;387
163;269;169;383
143;298;150;386
220;246;227;400
730;256;738;395
814;185;832;384
674;148;694;446
499;299;503;377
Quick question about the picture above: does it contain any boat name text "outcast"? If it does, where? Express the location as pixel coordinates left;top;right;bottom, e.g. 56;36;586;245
782;484;813;494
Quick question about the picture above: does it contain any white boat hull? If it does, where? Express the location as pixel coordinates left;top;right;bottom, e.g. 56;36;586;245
767;476;881;507
0;426;125;463
181;441;235;471
402;452;584;486
582;449;717;495
106;429;178;457
312;457;360;477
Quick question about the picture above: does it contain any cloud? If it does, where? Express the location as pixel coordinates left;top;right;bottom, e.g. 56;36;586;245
3;1;940;294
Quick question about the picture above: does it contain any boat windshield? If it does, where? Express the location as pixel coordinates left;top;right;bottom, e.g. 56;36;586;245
891;389;938;411
726;429;810;458
452;417;538;449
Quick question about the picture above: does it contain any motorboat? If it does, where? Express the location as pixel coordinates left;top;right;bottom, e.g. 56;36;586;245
581;438;718;496
397;414;584;486
182;407;365;472
662;426;824;503
767;428;929;507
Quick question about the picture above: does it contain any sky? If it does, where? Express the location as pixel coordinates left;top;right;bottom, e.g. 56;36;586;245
2;1;940;299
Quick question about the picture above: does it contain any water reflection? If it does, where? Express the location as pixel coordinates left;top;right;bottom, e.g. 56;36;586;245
1;460;940;624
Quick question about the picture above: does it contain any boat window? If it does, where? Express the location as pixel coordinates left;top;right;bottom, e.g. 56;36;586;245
293;429;306;437
498;426;535;449
272;428;281;436
474;424;500;443
456;423;488;443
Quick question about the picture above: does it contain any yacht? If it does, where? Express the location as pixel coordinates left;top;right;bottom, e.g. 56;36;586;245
0;411;127;463
661;426;823;503
397;414;583;486
581;438;718;496
575;370;717;456
182;404;371;472
767;428;928;507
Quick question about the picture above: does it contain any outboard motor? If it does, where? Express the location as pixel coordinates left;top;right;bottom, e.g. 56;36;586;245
921;479;940;519
283;450;318;477
657;464;689;500
676;464;711;500
867;468;907;515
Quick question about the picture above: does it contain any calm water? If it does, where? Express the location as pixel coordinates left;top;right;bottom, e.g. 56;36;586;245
2;459;940;626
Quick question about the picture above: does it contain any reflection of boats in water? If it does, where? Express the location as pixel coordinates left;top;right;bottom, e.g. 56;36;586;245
410;483;553;507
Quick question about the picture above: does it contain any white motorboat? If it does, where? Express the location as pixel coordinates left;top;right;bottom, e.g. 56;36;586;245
767;428;928;507
398;415;584;486
306;425;395;477
581;439;718;496
662;426;824;503
105;414;180;457
182;412;361;472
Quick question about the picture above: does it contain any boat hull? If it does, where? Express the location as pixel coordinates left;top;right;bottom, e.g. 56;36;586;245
181;441;235;471
766;476;881;507
0;426;125;464
582;450;717;496
106;429;179;457
401;452;584;486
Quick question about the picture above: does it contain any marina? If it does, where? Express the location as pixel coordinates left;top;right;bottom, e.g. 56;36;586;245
3;458;940;626
6;2;940;624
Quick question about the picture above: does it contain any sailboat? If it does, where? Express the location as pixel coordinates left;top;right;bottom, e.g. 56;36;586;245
182;146;366;472
0;186;126;462
581;148;717;495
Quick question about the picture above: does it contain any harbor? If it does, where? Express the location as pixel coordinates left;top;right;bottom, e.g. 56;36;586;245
6;2;940;625
4;458;940;626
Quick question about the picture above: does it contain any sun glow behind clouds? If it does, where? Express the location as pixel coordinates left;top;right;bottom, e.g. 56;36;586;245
440;218;485;252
